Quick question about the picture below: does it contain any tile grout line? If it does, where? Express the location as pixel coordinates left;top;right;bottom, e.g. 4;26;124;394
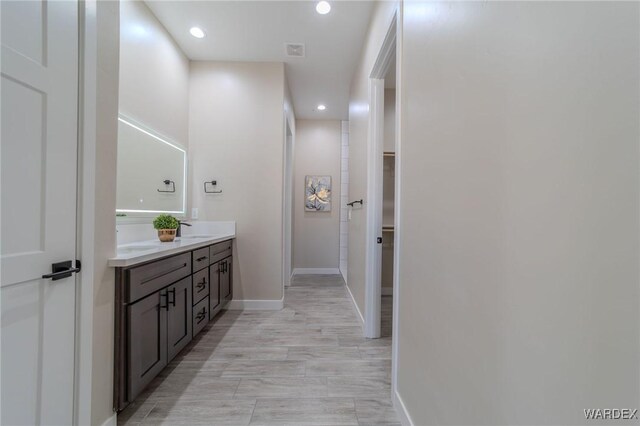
232;378;242;398
247;398;258;426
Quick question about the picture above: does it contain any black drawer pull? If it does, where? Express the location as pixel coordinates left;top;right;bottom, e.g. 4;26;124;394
168;288;176;306
196;256;207;262
160;292;169;310
196;279;206;292
141;263;188;285
195;307;207;322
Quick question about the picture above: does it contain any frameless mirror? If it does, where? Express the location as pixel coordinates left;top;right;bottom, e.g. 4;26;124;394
116;116;187;216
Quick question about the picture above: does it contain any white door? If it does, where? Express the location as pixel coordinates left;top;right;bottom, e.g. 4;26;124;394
1;1;79;424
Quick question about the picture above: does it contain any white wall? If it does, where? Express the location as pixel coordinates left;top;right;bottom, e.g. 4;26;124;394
347;1;398;314
80;1;120;425
189;61;286;301
397;2;640;424
293;120;342;270
118;0;189;147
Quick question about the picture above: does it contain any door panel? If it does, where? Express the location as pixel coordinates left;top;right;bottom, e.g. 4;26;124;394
167;278;192;361
128;292;167;401
0;1;79;424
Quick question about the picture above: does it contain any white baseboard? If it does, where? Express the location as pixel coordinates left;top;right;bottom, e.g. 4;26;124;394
340;267;348;284
345;283;364;328
225;299;284;310
381;287;393;296
101;413;117;426
394;390;414;426
292;268;340;275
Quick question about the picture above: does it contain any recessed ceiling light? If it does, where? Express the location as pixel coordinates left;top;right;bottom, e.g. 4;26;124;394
190;27;205;38
317;104;326;111
316;1;331;15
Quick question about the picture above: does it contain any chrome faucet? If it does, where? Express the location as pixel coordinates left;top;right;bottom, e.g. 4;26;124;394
176;221;192;238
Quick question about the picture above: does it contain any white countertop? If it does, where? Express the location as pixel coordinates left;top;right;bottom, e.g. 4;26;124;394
108;232;235;268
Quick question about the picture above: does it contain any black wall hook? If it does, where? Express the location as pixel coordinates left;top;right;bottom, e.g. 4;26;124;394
157;179;175;193
347;199;363;207
204;180;222;194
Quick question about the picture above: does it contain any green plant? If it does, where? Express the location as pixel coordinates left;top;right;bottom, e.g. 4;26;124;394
153;214;179;230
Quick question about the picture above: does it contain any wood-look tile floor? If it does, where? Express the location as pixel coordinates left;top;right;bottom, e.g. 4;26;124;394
118;275;397;426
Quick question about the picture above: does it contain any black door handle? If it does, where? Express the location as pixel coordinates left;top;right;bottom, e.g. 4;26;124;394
42;260;81;281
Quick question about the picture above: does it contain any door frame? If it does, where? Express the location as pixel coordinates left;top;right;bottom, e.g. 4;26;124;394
75;1;120;425
283;119;294;287
363;4;404;405
364;9;398;339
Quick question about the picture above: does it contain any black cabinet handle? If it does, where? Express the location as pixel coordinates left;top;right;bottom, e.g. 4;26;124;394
42;260;81;281
196;307;207;322
160;292;169;310
168;288;176;306
196;278;206;291
196;256;207;262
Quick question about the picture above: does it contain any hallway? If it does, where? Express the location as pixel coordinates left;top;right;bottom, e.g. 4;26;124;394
118;275;397;425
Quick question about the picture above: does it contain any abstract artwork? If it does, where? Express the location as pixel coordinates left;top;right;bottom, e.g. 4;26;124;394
305;175;331;211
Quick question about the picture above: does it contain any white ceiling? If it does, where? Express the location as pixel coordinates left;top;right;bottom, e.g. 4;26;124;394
145;1;374;120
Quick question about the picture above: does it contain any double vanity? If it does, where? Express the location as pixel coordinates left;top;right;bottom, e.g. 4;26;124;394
109;228;235;411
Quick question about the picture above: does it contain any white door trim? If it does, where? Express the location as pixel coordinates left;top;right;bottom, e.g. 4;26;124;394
75;1;98;424
364;11;398;340
389;2;405;415
282;101;295;290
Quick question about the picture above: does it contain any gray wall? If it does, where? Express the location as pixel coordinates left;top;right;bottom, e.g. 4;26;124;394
189;61;286;301
397;2;640;424
293;120;342;270
118;0;189;147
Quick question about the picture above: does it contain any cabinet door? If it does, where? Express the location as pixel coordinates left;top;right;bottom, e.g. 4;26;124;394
128;291;167;400
209;263;221;320
167;277;192;361
221;257;232;302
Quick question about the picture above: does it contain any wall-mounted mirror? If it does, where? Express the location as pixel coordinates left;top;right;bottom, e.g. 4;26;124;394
116;116;187;216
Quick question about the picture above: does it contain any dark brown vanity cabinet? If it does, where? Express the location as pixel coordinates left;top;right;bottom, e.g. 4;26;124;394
115;239;233;412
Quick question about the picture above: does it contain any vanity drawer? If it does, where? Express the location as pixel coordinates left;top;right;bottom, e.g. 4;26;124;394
127;253;191;303
192;247;209;273
192;267;209;305
210;240;232;264
192;297;209;337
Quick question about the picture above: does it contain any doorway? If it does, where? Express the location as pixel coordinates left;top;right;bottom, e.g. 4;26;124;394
364;11;399;340
283;119;294;287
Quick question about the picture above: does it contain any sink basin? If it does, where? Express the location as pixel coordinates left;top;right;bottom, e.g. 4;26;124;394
117;245;158;253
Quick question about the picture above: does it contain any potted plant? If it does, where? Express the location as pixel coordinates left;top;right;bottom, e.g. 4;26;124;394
153;214;179;242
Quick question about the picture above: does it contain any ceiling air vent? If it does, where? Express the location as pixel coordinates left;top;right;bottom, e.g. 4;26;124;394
285;43;305;58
